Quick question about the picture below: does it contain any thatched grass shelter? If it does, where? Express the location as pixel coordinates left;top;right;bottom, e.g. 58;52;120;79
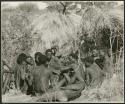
30;11;81;56
79;6;124;57
29;6;123;57
80;6;123;37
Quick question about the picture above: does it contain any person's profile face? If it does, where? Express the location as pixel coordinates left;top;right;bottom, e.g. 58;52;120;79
93;49;98;57
26;57;34;65
51;49;55;54
26;57;31;63
51;48;57;56
47;52;52;59
85;62;91;67
22;60;26;65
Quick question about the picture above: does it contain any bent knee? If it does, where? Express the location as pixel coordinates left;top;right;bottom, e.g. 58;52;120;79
79;83;85;90
57;91;68;102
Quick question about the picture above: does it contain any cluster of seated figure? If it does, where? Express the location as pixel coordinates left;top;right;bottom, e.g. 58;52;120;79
13;46;108;102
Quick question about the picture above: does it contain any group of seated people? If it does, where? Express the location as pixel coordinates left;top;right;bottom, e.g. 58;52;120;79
13;46;107;102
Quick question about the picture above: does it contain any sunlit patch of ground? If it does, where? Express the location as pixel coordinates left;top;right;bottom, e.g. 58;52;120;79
2;90;37;103
2;79;124;103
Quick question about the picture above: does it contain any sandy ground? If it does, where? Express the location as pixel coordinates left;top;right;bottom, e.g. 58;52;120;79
2;89;87;103
2;73;124;103
2;90;36;103
2;87;124;103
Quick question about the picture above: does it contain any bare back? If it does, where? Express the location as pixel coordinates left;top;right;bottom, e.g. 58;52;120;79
32;65;51;93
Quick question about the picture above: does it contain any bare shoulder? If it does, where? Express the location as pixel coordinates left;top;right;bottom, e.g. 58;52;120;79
52;56;61;63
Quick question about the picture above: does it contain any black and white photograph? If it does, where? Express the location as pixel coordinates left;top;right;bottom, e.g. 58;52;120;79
1;1;124;103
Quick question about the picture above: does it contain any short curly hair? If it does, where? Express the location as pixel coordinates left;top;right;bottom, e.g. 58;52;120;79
35;52;48;66
45;49;52;56
17;53;27;65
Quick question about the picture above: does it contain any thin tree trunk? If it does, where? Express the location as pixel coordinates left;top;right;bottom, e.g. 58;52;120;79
59;2;67;15
2;73;12;94
2;60;13;94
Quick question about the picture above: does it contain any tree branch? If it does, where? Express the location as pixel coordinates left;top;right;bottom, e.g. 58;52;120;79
59;2;65;7
59;2;67;14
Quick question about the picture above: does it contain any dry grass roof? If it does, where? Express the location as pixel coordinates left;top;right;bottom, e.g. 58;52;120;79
30;11;81;56
30;6;123;56
80;6;124;37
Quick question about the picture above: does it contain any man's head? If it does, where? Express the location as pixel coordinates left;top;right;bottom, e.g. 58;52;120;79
17;53;27;65
84;56;94;67
45;49;53;61
51;46;58;56
35;52;42;64
35;52;48;66
26;56;34;65
92;49;98;57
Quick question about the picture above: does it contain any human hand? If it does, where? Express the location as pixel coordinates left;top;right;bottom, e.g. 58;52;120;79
54;70;61;75
25;73;29;79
